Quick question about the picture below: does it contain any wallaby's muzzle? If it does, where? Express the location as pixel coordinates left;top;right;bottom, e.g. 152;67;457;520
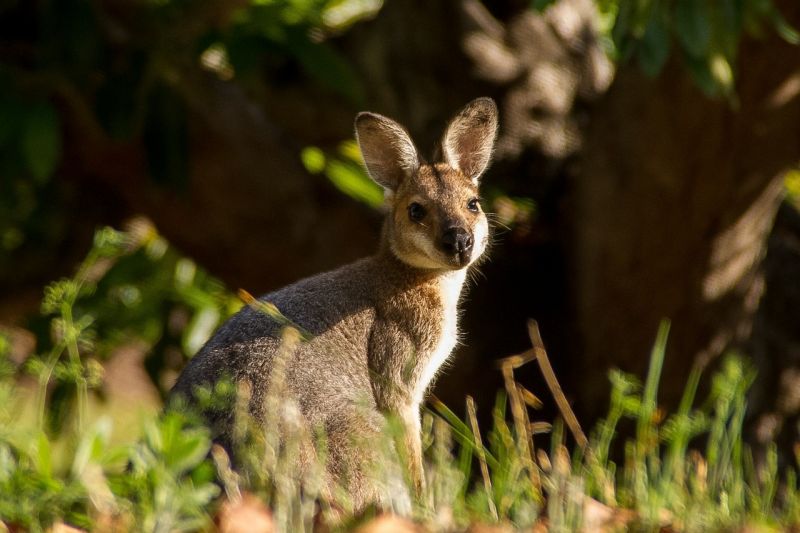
440;226;474;267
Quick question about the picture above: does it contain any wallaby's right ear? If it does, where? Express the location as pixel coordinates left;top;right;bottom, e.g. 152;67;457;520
441;97;498;184
355;112;420;192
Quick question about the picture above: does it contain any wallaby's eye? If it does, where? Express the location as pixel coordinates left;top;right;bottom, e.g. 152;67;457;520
408;202;426;222
467;198;480;213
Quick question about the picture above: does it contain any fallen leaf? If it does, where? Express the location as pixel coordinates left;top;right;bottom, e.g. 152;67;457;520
354;514;421;533
216;493;274;533
48;524;85;533
582;497;635;532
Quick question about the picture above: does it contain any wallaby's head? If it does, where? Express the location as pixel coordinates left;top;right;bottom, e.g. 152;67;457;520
355;98;498;270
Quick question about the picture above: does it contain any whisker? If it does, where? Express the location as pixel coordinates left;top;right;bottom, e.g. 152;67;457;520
469;266;487;284
485;212;512;233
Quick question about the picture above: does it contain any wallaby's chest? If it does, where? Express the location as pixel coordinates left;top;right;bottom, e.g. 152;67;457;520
413;271;466;403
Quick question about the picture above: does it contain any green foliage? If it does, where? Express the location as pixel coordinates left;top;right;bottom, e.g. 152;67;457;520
301;140;384;207
0;224;230;529
0;75;65;258
21;101;62;184
0;407;219;532
1;284;220;533
22;223;239;435
207;0;374;102
531;0;558;12
551;0;800;97
0;74;63;186
0;433;90;531
118;412;219;533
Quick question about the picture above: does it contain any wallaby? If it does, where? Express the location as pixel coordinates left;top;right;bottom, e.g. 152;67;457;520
170;97;498;508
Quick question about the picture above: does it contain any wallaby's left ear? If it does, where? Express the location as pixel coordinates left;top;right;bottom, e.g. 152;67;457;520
441;97;498;184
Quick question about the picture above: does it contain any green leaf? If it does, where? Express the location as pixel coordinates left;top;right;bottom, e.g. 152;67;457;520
683;54;720;96
0;90;22;146
166;432;211;474
21;101;62;183
786;169;800;207
34;431;52;478
675;0;712;58
612;1;638;61
190;460;215;485
288;33;365;105
321;0;383;30
71;417;112;476
144;417;165;454
301;147;326;174
714;0;743;58
182;306;220;356
0;444;15;482
771;8;800;45
531;0;557;12
184;481;220;506
709;53;734;95
325;159;383;208
638;4;670;77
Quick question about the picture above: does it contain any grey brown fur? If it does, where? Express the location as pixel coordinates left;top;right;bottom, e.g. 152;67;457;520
170;98;498;508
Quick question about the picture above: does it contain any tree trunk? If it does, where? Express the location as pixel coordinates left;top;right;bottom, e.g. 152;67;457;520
572;1;800;416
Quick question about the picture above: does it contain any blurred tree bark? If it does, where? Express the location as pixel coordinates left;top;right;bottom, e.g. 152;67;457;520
573;11;800;416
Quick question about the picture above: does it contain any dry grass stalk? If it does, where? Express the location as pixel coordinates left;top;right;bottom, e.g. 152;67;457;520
526;320;588;450
526;321;619;504
500;360;542;500
212;444;242;503
466;396;499;521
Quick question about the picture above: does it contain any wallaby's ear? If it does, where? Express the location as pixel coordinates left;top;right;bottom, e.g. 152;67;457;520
441;97;498;184
355;112;420;191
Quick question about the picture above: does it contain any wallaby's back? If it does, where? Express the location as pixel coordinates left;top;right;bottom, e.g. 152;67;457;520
173;257;381;428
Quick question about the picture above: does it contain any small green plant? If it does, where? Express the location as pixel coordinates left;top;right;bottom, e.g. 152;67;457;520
116;412;219;533
22;221;240;435
0;223;237;531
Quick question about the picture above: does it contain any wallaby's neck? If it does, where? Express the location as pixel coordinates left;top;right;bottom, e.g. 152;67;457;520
372;223;469;408
374;224;468;295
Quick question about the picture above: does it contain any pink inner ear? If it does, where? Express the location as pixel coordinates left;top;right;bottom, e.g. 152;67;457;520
356;114;420;191
443;127;496;181
440;99;498;181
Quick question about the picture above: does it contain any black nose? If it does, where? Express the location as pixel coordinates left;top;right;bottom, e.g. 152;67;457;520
441;227;473;255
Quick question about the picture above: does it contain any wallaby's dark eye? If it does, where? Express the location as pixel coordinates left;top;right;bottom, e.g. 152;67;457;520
408;202;426;222
467;198;480;213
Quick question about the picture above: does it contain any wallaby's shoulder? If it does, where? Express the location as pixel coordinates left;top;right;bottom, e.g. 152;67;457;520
208;256;381;345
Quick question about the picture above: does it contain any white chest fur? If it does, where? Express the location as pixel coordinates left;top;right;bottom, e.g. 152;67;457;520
414;270;467;404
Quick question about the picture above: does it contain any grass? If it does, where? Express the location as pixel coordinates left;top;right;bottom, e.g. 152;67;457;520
1;224;799;532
